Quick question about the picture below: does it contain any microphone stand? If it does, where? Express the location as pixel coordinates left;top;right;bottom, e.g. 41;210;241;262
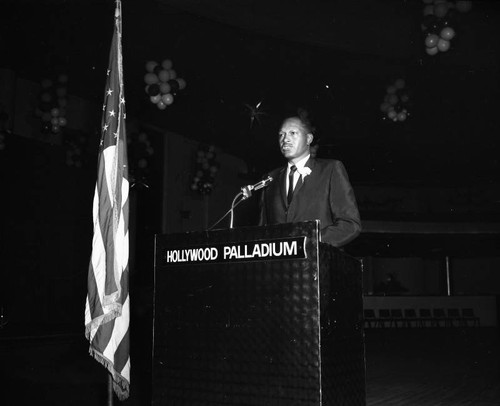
207;177;271;231
208;187;251;231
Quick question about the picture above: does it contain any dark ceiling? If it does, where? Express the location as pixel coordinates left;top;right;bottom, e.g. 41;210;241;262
1;0;500;187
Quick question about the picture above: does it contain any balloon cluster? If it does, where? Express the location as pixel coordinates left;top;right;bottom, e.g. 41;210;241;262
380;79;410;122
190;145;219;195
144;59;187;109
35;74;69;134
421;0;472;56
127;131;155;188
65;134;87;168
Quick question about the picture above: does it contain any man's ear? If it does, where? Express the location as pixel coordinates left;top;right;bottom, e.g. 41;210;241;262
307;133;314;145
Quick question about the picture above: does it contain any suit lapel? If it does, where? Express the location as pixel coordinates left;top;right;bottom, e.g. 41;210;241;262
293;158;315;197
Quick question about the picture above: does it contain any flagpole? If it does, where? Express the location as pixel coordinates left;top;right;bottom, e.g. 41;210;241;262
107;374;114;406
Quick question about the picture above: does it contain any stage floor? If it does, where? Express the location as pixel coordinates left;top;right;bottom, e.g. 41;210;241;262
0;326;498;405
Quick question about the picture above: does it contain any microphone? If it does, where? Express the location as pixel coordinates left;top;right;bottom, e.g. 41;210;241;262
241;176;273;199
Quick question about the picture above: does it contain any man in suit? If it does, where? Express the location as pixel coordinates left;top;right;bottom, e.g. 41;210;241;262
259;114;361;247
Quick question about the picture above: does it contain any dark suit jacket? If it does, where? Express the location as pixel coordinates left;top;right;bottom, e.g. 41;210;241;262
259;158;361;247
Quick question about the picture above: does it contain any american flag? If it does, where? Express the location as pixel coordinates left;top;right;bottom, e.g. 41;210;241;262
85;0;130;400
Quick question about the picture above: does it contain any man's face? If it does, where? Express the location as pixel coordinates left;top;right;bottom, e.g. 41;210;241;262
278;118;313;163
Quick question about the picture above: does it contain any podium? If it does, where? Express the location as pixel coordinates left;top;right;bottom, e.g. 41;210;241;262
152;220;366;405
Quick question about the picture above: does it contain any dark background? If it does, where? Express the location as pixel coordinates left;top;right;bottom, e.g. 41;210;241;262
1;1;500;405
2;0;499;186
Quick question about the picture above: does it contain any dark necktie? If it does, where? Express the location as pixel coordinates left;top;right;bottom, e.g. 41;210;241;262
287;165;297;205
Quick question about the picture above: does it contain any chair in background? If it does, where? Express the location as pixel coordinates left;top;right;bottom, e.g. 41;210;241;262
432;308;449;327
390;308;404;328
447;308;461;327
461;308;480;327
377;309;391;328
363;309;376;329
403;308;418;328
418;308;434;328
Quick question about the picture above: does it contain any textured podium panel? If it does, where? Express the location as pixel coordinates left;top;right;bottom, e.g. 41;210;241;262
319;244;366;405
153;221;365;405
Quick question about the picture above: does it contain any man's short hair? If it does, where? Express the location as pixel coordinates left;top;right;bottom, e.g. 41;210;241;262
283;108;316;135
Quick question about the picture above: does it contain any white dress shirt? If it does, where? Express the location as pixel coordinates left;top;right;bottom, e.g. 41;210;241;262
286;154;310;192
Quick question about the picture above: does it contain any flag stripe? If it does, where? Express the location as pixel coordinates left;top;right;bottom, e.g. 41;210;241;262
85;0;130;400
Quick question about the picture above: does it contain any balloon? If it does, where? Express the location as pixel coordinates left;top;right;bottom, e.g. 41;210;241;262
168;79;179;93
168;69;177;80
161;93;173;104
58;74;68;83
434;3;449;18
423;5;434;16
388;94;399;105
144;72;159;85
426;46;438;56
158;69;170;82
159;82;171;94
145;60;158;73
386;85;396;94
388;110;397;119
425;33;439;48
394;79;405;89
150;94;161;104
157;101;167;110
400;94;409;103
456;1;472;13
162;93;174;105
147;83;160;96
59;117;67;126
440;27;455;41
177;78;187;90
50;107;60;117
161;59;173;70
153;65;162;76
51;117;59;125
397;111;407;122
437;38;450;52
380;102;390;113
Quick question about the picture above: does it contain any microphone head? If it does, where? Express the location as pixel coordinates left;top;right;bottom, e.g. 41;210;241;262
253;176;273;191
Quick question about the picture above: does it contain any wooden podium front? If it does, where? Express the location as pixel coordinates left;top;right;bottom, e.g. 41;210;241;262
152;220;366;405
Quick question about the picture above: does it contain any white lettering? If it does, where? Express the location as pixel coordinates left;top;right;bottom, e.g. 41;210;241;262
284;241;297;256
272;242;283;256
210;247;218;260
260;243;270;257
